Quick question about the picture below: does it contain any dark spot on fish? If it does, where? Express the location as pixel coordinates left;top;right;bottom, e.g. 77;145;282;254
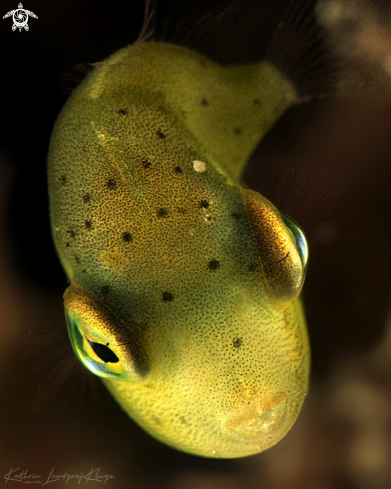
162;291;173;302
232;212;241;219
118;108;128;116
156;130;166;139
233;338;242;348
248;263;257;272
200;200;209;209
83;194;91;203
234;127;242;135
208;259;220;270
142;159;151;169
201;98;209;106
107;178;117;190
60;175;67;186
66;242;70;247
82;269;86;273
75;255;80;264
254;98;261;108
179;416;188;425
85;220;92;229
177;207;187;214
174;166;183;174
101;285;110;295
87;339;119;363
157;208;168;218
67;229;76;238
122;231;132;243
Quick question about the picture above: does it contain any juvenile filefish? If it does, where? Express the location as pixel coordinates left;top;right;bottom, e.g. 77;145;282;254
46;1;326;458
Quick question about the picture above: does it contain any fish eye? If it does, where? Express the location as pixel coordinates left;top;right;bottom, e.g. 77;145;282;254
64;284;150;381
280;211;309;276
65;313;126;379
242;188;309;302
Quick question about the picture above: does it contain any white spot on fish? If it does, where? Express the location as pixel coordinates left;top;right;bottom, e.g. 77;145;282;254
193;160;206;173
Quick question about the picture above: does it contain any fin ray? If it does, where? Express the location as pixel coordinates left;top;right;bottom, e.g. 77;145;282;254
24;324;104;411
266;0;391;100
262;167;336;236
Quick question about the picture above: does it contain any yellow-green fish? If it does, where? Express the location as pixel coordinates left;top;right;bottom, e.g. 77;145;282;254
47;1;315;458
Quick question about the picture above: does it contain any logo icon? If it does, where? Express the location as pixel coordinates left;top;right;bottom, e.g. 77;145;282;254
3;3;38;32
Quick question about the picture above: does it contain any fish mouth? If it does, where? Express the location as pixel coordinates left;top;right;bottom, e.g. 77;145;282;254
225;393;289;439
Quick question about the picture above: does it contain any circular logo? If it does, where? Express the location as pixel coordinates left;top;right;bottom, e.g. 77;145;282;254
12;8;28;31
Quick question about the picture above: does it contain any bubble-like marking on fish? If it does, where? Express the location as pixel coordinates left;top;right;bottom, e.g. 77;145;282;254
193;160;206;173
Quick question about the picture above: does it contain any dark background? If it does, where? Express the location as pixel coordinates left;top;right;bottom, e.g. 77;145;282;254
1;0;391;488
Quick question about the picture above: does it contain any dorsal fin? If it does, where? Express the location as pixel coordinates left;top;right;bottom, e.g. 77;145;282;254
61;1;259;94
60;62;97;95
137;0;158;44
62;0;391;98
137;0;258;65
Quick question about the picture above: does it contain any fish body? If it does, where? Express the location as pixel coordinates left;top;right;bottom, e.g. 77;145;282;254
48;40;310;458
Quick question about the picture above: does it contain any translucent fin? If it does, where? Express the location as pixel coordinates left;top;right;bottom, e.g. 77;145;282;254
60;62;97;95
266;0;341;101
315;0;391;96
138;0;256;65
266;0;391;101
24;324;105;411
137;0;158;44
262;167;336;236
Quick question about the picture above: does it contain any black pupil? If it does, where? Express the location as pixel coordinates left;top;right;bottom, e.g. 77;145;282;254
87;339;119;363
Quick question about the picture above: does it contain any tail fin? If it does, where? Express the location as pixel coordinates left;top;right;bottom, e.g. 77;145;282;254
266;0;391;101
316;0;391;95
